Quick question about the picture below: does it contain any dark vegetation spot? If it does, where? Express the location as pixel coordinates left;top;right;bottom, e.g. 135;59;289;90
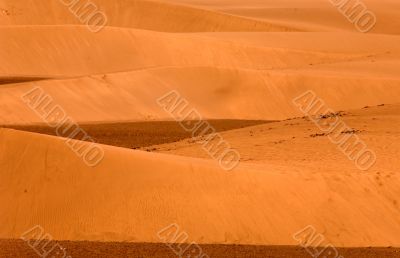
317;111;346;120
341;129;361;134
310;133;327;138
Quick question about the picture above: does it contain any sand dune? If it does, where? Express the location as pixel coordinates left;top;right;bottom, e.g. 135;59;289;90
1;65;400;124
160;0;400;34
154;103;400;173
2;0;400;256
2;24;400;124
0;26;361;77
0;0;298;32
1;128;400;247
1;25;399;123
201;31;400;54
2;26;400;78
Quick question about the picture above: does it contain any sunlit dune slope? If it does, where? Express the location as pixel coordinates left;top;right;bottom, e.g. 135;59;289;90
3;27;400;78
160;0;400;34
0;128;399;247
154;103;400;174
0;26;357;77
1;66;400;124
2;0;399;34
1;25;400;124
0;0;297;32
200;32;400;55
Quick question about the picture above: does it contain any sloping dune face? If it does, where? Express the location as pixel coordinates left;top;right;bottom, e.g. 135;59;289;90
160;0;400;34
1;128;400;247
2;66;400;124
1;0;400;124
1;24;400;123
153;103;400;174
2;0;399;33
0;0;297;32
0;26;354;77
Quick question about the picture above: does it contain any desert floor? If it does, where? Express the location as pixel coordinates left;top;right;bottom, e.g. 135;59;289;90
1;240;399;258
1;0;400;257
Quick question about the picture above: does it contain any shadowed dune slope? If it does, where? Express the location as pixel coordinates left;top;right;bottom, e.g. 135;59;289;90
0;128;400;247
1;120;269;149
0;0;298;32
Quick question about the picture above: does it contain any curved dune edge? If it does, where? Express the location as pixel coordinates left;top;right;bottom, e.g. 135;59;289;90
0;26;359;78
153;103;400;176
2;0;399;34
3;27;399;79
0;0;299;32
1;66;400;124
0;128;399;247
159;0;400;35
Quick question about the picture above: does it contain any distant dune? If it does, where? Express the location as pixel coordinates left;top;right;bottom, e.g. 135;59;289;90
0;0;298;32
159;0;400;34
1;26;400;124
1;64;400;123
0;26;360;77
